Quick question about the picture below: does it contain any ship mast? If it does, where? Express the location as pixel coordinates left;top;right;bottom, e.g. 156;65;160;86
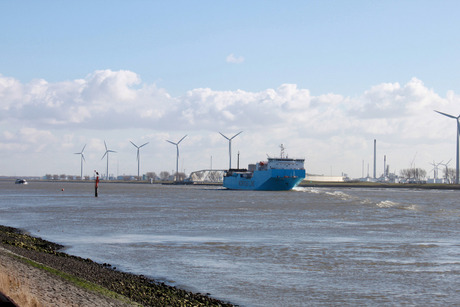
237;151;240;169
280;144;285;158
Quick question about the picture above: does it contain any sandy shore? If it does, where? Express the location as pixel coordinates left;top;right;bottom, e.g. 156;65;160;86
0;225;234;307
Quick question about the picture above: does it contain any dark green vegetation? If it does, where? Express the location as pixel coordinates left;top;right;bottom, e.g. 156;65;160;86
0;225;234;307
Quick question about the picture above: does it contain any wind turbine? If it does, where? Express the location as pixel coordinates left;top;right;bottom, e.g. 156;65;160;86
434;110;460;184
101;141;116;180
219;131;243;169
429;160;443;180
441;159;452;183
166;135;187;181
74;144;86;180
130;141;149;180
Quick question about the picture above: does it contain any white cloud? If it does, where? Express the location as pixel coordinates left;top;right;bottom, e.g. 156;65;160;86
0;72;452;138
0;127;56;152
0;70;459;177
226;53;245;64
352;78;445;119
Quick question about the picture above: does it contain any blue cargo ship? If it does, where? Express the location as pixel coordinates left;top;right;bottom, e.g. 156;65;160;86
223;155;305;191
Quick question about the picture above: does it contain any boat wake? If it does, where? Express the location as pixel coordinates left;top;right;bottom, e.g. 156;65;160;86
293;187;417;210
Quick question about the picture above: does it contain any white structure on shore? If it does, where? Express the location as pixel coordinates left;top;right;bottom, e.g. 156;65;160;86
304;175;345;182
188;169;225;183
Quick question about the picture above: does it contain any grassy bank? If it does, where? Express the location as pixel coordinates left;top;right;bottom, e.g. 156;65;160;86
0;225;234;306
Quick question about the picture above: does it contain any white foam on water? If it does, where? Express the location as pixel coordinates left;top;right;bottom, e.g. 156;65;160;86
360;199;374;205
376;200;399;208
325;190;354;200
292;187;321;194
374;200;418;210
402;204;418;211
294;187;355;200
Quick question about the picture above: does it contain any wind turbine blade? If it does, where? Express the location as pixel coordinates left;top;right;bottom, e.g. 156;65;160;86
104;140;108;151
434;110;458;119
230;131;243;140
219;132;230;140
177;135;187;144
82;154;86;162
81;144;86;153
130;141;138;148
166;140;177;145
139;142;149;148
108;150;116;153
102;151;107;160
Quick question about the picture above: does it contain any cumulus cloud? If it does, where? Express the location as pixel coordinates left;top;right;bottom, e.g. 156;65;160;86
352;78;445;119
1;69;459;177
0;71;456;139
0;127;55;152
226;53;245;64
0;70;176;129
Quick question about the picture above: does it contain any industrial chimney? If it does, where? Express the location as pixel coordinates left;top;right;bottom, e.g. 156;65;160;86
384;155;386;178
373;139;376;179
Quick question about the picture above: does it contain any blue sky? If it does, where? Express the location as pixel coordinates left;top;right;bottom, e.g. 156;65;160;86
1;1;460;178
3;1;459;96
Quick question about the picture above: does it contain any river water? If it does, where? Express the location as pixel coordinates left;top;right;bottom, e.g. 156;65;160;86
1;181;459;306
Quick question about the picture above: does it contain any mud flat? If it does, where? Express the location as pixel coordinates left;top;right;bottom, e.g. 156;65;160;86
0;225;234;307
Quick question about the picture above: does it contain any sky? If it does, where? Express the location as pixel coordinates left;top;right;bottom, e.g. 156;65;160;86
1;0;460;179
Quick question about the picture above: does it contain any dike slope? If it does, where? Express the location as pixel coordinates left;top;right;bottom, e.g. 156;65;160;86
0;225;234;307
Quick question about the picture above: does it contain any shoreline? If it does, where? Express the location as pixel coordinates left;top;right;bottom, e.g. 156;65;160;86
4;177;460;190
0;225;234;306
298;181;460;190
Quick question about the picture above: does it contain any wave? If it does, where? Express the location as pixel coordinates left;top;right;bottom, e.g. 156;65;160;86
325;190;355;200
292;187;321;194
294;187;417;210
376;200;418;210
376;200;399;208
293;187;355;200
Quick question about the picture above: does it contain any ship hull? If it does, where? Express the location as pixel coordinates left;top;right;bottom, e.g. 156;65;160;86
223;168;305;191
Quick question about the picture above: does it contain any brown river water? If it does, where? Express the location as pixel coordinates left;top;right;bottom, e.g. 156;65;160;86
1;181;459;306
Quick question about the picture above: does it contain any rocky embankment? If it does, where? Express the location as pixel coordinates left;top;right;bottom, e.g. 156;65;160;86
0;225;234;306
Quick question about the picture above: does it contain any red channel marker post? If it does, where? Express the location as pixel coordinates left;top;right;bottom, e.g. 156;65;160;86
95;171;99;197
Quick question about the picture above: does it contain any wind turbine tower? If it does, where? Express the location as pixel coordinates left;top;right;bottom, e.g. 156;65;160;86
74;144;86;180
166;135;187;181
435;110;460;184
101;141;116;180
429;160;443;180
441;159;452;183
130;141;149;180
219;131;243;169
